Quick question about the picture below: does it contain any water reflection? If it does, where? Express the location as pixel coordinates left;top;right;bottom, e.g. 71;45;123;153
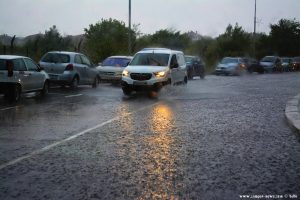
139;103;180;199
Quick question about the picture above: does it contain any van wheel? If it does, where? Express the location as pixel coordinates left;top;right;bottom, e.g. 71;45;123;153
122;87;132;96
41;81;49;97
183;76;188;84
70;76;79;89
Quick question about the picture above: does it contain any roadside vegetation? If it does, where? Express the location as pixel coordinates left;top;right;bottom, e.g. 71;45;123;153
1;18;300;72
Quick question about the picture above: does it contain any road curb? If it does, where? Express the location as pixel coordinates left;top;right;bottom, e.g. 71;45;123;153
285;94;300;133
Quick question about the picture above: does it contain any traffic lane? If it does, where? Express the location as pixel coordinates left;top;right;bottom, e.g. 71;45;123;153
0;84;160;165
1;74;300;199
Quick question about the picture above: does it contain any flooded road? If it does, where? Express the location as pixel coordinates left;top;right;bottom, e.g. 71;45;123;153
0;73;300;199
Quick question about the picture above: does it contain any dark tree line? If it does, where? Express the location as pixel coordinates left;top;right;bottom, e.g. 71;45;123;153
1;18;300;71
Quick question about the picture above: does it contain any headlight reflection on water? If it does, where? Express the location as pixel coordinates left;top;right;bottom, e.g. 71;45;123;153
139;103;180;199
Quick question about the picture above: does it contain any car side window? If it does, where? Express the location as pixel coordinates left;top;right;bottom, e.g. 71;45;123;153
75;55;82;64
170;55;178;66
177;54;185;66
80;55;92;66
13;59;27;71
24;58;38;71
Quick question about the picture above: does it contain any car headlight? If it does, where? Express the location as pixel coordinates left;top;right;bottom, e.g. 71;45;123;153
154;71;166;78
122;70;129;77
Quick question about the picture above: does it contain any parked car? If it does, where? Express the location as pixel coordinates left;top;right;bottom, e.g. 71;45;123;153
281;57;293;72
121;48;187;95
215;57;247;76
291;57;300;71
96;56;132;83
39;51;100;88
243;57;264;74
259;56;282;73
184;55;205;79
0;55;49;102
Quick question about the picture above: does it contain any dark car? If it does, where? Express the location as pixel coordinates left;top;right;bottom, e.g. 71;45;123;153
244;57;264;74
259;56;282;73
184;55;205;79
291;57;300;71
281;57;293;72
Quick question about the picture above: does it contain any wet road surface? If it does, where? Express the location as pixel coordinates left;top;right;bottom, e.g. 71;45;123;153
0;73;300;199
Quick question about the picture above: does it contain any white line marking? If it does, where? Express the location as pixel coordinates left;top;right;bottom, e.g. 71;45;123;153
0;102;159;170
0;105;23;111
65;94;83;98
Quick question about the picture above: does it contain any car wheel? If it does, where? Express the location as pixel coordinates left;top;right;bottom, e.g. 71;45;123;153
41;81;49;97
199;70;205;79
122;87;132;96
70;76;79;89
10;84;21;102
183;76;188;84
92;76;99;88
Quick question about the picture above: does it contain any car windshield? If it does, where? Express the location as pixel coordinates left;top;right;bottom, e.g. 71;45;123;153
282;58;290;62
293;57;300;62
41;53;70;63
130;53;169;66
102;57;130;67
221;58;238;64
184;56;193;63
261;57;275;62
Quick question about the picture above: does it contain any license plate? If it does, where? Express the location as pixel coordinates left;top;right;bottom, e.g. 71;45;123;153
133;81;147;85
49;75;58;80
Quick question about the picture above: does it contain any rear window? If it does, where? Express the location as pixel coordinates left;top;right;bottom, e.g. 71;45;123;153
41;53;70;63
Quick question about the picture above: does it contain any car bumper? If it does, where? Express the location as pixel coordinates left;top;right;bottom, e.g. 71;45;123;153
47;72;74;84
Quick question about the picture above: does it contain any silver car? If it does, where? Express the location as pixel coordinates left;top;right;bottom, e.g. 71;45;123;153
215;57;247;76
39;51;100;88
97;56;132;83
0;55;49;102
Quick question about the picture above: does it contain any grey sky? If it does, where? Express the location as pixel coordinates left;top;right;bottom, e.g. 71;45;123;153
0;0;299;37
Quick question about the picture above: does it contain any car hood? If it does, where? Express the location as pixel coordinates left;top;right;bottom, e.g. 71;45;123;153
124;65;168;73
96;66;124;73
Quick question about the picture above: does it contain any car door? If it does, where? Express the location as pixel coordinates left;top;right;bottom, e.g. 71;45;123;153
11;58;31;91
80;55;95;84
176;53;186;81
23;58;44;90
169;54;180;84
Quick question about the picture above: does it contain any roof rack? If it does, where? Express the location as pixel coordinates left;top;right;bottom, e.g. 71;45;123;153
141;47;171;51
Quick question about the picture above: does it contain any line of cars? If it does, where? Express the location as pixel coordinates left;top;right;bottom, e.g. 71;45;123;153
0;48;206;101
215;56;300;76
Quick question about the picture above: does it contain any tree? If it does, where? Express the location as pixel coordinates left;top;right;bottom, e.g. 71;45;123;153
216;23;251;57
150;29;191;50
84;18;135;63
269;18;300;56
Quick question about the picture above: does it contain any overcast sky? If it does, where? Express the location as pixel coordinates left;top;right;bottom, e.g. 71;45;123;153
0;0;299;37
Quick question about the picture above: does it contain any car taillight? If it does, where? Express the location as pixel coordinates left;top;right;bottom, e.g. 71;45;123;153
65;64;74;71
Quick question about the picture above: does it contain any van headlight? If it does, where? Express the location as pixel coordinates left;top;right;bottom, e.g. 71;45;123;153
154;71;166;78
122;70;129;77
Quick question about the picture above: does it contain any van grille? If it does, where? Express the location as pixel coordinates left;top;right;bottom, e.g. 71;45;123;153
130;73;152;81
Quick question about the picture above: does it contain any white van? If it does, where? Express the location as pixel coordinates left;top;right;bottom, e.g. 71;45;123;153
121;48;187;95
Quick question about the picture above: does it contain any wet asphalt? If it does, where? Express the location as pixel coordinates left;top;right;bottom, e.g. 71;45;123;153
0;72;300;200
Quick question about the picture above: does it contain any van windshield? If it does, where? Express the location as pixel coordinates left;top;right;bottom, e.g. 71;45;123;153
130;53;169;66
